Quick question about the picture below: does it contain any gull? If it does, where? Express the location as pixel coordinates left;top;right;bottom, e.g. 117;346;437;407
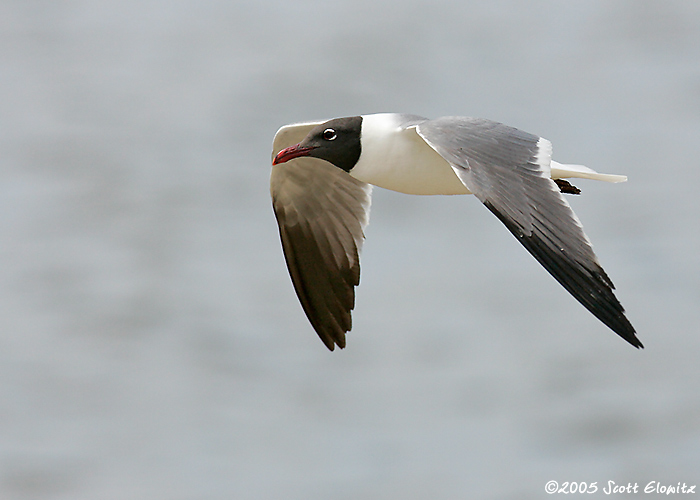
270;113;641;350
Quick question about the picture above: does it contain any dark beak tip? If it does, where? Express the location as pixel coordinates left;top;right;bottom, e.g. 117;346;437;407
272;144;314;165
272;148;288;165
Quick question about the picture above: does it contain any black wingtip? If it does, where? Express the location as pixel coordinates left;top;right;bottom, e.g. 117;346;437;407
483;200;642;349
624;329;644;349
615;325;643;349
595;296;642;349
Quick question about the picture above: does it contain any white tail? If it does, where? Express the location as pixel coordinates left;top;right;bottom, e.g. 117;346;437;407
550;161;627;183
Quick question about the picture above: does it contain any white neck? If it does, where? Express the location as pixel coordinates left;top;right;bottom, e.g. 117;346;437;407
350;113;470;195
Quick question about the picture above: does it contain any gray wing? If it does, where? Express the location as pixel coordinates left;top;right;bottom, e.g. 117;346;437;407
417;117;641;348
271;123;372;350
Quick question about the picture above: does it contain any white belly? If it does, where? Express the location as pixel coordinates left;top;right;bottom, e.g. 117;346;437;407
349;114;471;195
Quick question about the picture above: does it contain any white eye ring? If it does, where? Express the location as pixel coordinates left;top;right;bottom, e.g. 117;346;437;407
322;128;337;141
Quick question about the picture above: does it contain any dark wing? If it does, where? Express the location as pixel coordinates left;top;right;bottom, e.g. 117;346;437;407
416;117;641;348
271;123;372;350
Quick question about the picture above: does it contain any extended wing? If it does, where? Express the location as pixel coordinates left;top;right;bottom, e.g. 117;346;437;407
416;117;641;348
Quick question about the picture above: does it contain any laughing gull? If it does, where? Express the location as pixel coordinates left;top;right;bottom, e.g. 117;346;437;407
270;113;642;350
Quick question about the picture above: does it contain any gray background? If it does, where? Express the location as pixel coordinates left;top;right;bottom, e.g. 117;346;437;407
2;1;699;499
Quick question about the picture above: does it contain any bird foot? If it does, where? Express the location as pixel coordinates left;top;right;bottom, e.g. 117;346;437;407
555;179;581;195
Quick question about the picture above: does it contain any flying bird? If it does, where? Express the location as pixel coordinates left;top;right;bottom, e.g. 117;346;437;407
270;113;641;350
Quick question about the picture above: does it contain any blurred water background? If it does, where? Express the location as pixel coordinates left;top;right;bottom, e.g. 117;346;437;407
2;1;699;498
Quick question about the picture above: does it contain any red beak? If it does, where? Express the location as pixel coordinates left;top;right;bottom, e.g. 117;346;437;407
272;144;316;165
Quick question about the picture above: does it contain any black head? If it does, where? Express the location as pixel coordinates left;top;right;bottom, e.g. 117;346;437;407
272;116;363;172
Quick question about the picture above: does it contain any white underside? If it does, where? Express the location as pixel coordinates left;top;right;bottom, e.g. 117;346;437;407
349;113;626;195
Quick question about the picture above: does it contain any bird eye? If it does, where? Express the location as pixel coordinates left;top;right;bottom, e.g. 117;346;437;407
322;128;337;141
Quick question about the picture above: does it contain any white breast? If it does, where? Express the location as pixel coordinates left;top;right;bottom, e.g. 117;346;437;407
349;113;471;195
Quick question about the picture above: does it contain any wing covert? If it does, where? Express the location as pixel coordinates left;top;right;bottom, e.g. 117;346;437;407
417;117;641;347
